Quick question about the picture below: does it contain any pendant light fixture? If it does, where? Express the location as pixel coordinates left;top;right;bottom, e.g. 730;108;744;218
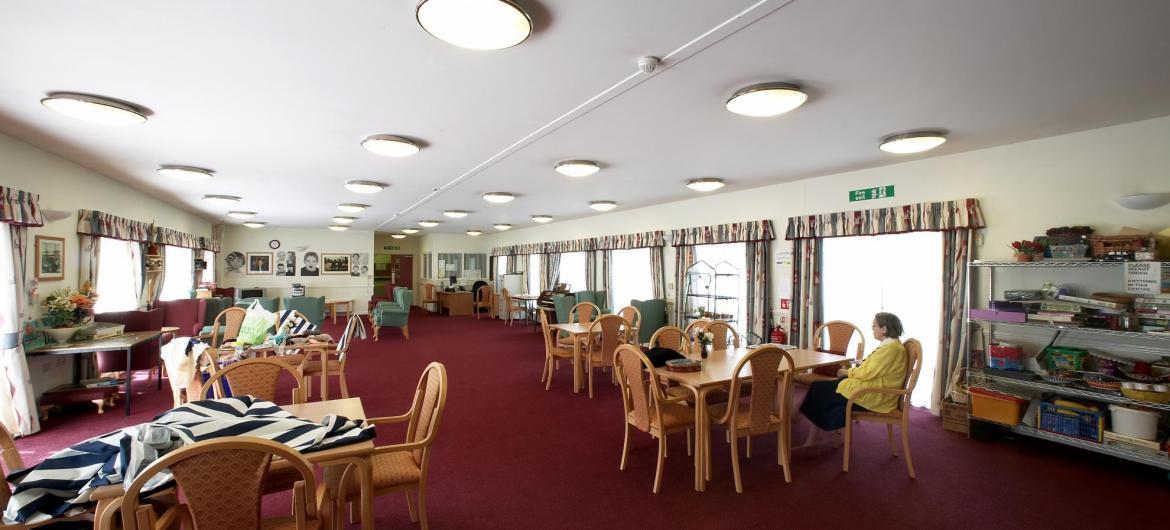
878;131;948;154
493;223;512;231
418;220;441;227
361;135;421;157
338;203;369;213
531;215;553;223
725;82;807;117
158;165;214;181
482;192;515;204
227;211;257;220
589;200;617;212
416;0;532;50
554;160;600;178
686;178;725;192
443;210;469;218
41;92;148;126
466;229;483;236
401;228;420;234
345;180;388;194
202;195;241;206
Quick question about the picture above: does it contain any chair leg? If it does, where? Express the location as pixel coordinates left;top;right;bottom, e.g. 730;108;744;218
544;358;554;391
405;490;419;523
730;430;743;493
653;435;666;494
305;376;313;399
686;429;692;457
403;325;410;340
587;362;595;399
887;424;898;456
339;371;350;398
902;421;916;479
373;324;380;341
418;483;429;530
746;435;752;459
620;422;631;470
843;416;853;473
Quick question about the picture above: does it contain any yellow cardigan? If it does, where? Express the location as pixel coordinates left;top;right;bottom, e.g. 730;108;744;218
836;339;908;413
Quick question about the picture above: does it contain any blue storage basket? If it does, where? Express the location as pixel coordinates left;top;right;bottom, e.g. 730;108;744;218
1038;401;1104;443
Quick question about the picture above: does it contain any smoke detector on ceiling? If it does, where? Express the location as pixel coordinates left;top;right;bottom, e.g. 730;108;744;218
637;56;660;74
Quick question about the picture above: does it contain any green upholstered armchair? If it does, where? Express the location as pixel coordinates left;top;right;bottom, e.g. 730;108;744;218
574;290;610;315
552;294;576;324
373;288;412;340
630;298;667;344
281;296;326;327
235;296;279;312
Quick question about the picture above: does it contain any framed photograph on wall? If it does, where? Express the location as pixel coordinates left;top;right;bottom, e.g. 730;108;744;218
246;252;273;275
34;235;65;281
322;253;351;275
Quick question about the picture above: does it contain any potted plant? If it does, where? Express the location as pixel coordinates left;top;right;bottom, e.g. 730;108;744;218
40;284;98;343
1009;240;1043;262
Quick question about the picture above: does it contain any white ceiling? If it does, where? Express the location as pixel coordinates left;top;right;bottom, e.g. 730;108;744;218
2;0;1169;233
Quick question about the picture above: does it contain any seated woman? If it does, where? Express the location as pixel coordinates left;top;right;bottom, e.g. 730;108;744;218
796;312;908;447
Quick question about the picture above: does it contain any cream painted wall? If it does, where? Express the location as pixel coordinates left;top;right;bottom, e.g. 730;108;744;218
218;226;375;314
484;115;1170;325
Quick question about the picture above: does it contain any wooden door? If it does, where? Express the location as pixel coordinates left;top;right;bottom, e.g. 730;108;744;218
392;255;413;290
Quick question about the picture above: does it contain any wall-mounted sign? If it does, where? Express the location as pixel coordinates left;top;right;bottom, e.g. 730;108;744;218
849;185;895;202
382;245;401;251
1125;261;1161;295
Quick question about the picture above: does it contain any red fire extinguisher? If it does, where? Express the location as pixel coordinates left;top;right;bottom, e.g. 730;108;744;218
770;325;788;344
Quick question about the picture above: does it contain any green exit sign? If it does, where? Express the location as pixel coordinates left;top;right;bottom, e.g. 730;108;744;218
382;245;400;251
849;185;894;202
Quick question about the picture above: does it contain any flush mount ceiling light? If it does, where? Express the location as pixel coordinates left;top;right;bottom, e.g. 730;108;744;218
725;82;807;117
686;178;725;192
226;211;257;220
493;224;512;231
1115;193;1170;210
345;180;388;194
589;200;617;212
482;192;515;204
878;131;948;154
416;0;532;50
202;194;241;206
329;225;349;232
361;135;421;157
337;203;369;213
332;216;358;224
418;220;441;227
443;210;469;218
391;233;408;239
158;165;214;181
401;228;420;234
40;92;148;126
466;229;483;236
554;160;600;178
243;221;267;228
531;214;553;223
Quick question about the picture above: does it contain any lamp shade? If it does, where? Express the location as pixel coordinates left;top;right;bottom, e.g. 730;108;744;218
1115;193;1170;210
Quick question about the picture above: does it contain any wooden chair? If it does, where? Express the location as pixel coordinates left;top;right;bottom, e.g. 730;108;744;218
421;283;440;313
557;301;600;347
648;326;687;353
110;436;332;530
683;318;712;353
707;345;795;492
500;288;528;326
539;310;575;390
329;362;448;530
794;320;866;386
614;344;694;494
617;305;641;345
705;320;740;349
299;315;362;401
843;338;923;479
473;284;493;319
209;306;246;348
200;357;306;405
582;314;630;398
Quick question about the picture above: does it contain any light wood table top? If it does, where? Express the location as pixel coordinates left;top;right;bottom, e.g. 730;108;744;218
282;397;366;423
511;293;540;301
161;326;180;333
547;322;592;334
656;346;849;389
26;330;162;355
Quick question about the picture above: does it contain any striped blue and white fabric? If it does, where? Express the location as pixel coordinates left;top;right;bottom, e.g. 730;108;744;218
276;309;318;335
4;396;374;524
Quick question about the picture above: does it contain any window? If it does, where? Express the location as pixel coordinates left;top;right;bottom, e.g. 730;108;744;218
463;253;487;278
93;238;139;313
159;246;194;301
821;231;942;408
423;252;433;278
611;248;653;308
527;254;540;294
438;253;461;279
558;252;587;291
495;255;507;278
693;243;747;331
200;250;216;286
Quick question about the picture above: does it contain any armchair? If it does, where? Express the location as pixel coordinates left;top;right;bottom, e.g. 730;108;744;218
552;294;576;324
151;298;206;337
235;296;278;312
93;309;165;389
373;288;412;341
630;298;667;345
282;296;326;327
574;290;610;314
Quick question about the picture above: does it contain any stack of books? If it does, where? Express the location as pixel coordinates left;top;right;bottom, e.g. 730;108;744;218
1135;294;1170;332
1026;300;1085;326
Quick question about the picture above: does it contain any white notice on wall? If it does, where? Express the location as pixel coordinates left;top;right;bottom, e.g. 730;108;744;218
1124;261;1161;295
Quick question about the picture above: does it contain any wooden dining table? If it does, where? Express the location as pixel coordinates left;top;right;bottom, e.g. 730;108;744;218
281;398;376;530
655;346;850;491
546;322;595;393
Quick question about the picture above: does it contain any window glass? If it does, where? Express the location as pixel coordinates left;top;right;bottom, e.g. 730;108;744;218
527;254;540;293
611;248;653;308
94;238;139;313
201;250;216;287
159;246;194;301
495;255;507;278
558;252;587;291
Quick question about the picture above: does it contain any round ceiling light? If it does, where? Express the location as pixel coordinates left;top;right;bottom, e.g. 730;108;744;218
391;233;408;239
158;165;213;181
531;215;553;223
329;225;349;232
878;131;948;154
554;160;600;178
416;0;533;51
227;211;257;220
466;229;483;236
40;92;148;126
482;192;515;204
243;221;267;228
725;82;807;117
418;220;441;227
338;203;369;213
361;135;421;157
589;200;617;212
401;228;420;234
345;180;388;194
493;224;512;231
686;178;725;192
202;194;241;206
443;210;469;218
332;216;358;224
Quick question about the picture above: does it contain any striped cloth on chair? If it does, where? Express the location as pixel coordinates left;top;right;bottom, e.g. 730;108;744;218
3;396;374;525
276;309;318;335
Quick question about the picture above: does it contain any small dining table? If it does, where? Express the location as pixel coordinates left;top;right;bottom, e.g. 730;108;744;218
510;293;540;324
655;345;849;491
281;398;376;530
546;322;595;393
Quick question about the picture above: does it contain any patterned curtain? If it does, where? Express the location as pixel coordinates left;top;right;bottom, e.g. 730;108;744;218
148;244;165;305
78;235;101;289
593;231;666;250
650;246;666;299
784;198;985;239
133;242;148;309
745;240;770;345
601;250;612;308
0;186;42;435
934;230;973;413
152;227;201;249
76;210;152;242
0;187;44;226
672;246;695;326
671;220;774;246
538;255;547;291
492;230;665;257
544;253;561;290
790;239;822;349
506;255;517;274
585;251;596;291
198;236;221;253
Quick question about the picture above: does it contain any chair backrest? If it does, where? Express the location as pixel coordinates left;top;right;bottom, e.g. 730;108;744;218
648;325;687;353
0;423;22;510
336;315;365;363
476;284;493;306
405;362;448;465
684;318;712;352
897;339;924;413
614;344;666;433
539;309;559;356
569;302;600;326
706;320;739;348
424;283;436;300
201;358;305;404
728;345;793;435
586;314;630;365
280;296;326;326
275;309;316;336
618;305;641;333
120;436;317;530
813;320;865;360
210;307;246;348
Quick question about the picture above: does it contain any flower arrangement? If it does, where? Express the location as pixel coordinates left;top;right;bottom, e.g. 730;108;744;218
1010;240;1044;261
697;331;715;358
41;284;98;328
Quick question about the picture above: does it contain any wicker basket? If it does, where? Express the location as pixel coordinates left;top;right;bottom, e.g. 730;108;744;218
1088;235;1148;257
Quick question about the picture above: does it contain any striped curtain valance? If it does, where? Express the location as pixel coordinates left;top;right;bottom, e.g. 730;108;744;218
784;198;985;240
76;210;152;242
491;242;545;257
544;238;596;254
198;236;221;253
152;226;201;249
491;230;667;256
0;187;44;227
671;219;774;246
593;230;666;250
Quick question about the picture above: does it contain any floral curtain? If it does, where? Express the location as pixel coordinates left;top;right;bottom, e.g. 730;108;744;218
545;239;595;254
0;187;44;226
491;230;666;257
789;239;822;349
600;250;612;308
935;230;973;414
76;210;152;242
593;231;666;250
650;246;666;300
132;243;148;309
543;254;561;291
672;245;695;326
585;251;596;291
152;227;200;249
198;236;221;253
147;244;164;306
784;198;985;240
671;220;774;246
745;240;770;344
1;187;42;435
78;235;101;290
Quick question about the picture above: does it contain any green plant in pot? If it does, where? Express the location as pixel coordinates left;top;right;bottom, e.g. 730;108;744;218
40;285;98;343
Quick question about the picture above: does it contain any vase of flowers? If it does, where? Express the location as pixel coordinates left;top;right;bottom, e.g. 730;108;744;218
1010;240;1043;262
40;284;98;343
697;331;714;359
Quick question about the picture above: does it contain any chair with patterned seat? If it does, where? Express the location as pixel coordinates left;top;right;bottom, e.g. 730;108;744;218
200;357;306;405
539;310;575;390
705;320;739;349
299;316;365;401
582;314;630;398
614;344;694;494
617;305;641;345
843;338;923;479
648;326;688;354
208;306;247;349
557;301;600;348
793;320;865;386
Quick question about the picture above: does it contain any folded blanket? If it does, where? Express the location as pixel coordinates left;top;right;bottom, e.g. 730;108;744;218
4;396;374;524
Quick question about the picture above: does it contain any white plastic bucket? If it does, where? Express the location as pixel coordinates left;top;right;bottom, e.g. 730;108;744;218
1108;405;1160;441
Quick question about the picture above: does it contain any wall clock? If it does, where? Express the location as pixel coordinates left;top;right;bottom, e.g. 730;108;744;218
268;239;281;250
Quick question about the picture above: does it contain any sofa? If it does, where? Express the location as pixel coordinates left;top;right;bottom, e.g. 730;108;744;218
93;308;165;388
151;298;206;337
282;296;326;327
630;299;668;344
373;289;412;340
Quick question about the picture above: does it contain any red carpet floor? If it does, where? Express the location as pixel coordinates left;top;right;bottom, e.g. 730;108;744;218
16;310;1169;529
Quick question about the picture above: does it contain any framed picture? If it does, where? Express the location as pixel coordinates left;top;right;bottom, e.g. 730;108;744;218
34;235;65;281
322;253;351;275
246;252;273;275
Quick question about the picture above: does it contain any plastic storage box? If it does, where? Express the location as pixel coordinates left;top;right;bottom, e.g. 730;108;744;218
1108;404;1160;441
1038;399;1104;443
969;386;1029;426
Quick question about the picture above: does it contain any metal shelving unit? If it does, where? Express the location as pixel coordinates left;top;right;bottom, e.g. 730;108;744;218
999;423;1170;470
968;319;1170;340
971;370;1170;411
683;260;739;325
